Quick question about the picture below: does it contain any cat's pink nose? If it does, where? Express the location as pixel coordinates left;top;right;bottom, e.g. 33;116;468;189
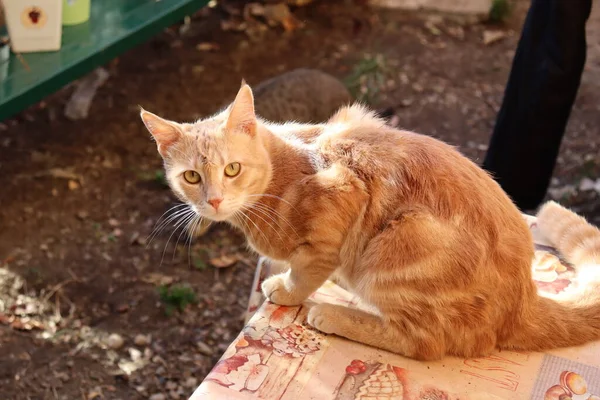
208;198;223;211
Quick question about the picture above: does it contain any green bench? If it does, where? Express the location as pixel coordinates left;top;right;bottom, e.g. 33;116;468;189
0;0;210;122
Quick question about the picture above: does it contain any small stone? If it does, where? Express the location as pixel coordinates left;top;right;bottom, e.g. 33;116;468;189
400;98;413;107
134;334;151;346
184;377;198;388
144;348;153;359
108;218;119;227
135;386;147;394
56;372;70;382
76;210;89;220
412;83;424;93
196;341;213;356
129;232;146;246
579;178;600;193
548;185;576;199
447;26;465;40
152;355;166;364
149;394;166;400
106;333;125;349
165;381;178;391
211;282;225;292
87;386;105;399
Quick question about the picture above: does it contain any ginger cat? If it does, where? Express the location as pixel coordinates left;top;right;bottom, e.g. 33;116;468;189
140;83;600;360
192;68;353;237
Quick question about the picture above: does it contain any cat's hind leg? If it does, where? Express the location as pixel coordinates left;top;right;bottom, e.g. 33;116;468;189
307;209;497;360
307;303;446;360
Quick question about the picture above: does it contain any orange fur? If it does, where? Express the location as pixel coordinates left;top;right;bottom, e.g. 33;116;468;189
141;85;600;360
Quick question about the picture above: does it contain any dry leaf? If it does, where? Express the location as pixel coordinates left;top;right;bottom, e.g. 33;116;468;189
68;180;80;190
220;19;247;32
281;14;302;32
286;0;315;6
0;313;11;325
483;30;508;45
245;3;302;32
17;167;84;183
87;390;103;400
10;317;44;331
196;42;220;52
209;254;238;268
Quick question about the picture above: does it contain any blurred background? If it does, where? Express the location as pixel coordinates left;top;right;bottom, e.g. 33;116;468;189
0;0;599;399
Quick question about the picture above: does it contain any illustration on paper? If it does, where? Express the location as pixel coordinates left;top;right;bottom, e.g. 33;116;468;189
531;355;600;400
21;6;48;28
205;303;325;398
333;359;455;400
532;245;576;295
544;371;600;400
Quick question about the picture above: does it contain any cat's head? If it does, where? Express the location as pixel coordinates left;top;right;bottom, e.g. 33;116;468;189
140;84;272;222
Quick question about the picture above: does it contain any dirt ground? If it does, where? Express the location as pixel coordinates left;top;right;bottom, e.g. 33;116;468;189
0;1;599;399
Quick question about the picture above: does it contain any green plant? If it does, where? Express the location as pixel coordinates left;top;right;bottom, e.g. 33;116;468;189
193;257;207;271
158;284;197;315
344;54;387;104
137;169;168;187
153;170;168;187
489;0;511;23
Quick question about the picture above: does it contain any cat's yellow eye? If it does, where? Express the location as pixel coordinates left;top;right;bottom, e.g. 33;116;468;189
183;170;201;184
224;162;241;177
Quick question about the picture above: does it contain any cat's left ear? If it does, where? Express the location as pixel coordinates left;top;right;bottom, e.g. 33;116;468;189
226;82;256;137
140;109;183;157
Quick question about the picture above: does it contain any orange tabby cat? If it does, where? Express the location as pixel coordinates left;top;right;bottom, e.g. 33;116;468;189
140;83;600;360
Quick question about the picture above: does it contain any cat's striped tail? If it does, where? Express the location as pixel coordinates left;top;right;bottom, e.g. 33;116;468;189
502;201;600;352
536;200;600;266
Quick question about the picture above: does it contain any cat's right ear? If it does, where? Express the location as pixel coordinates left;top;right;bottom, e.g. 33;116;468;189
140;109;183;157
226;83;256;137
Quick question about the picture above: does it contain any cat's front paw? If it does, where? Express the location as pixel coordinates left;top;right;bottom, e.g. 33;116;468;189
261;273;305;306
307;304;337;334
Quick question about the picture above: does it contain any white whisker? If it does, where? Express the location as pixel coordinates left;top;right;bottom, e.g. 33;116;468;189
245;193;301;213
238;211;270;249
243;207;284;242
249;202;299;239
173;212;198;260
147;205;191;245
186;215;202;268
147;203;188;235
160;211;195;266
